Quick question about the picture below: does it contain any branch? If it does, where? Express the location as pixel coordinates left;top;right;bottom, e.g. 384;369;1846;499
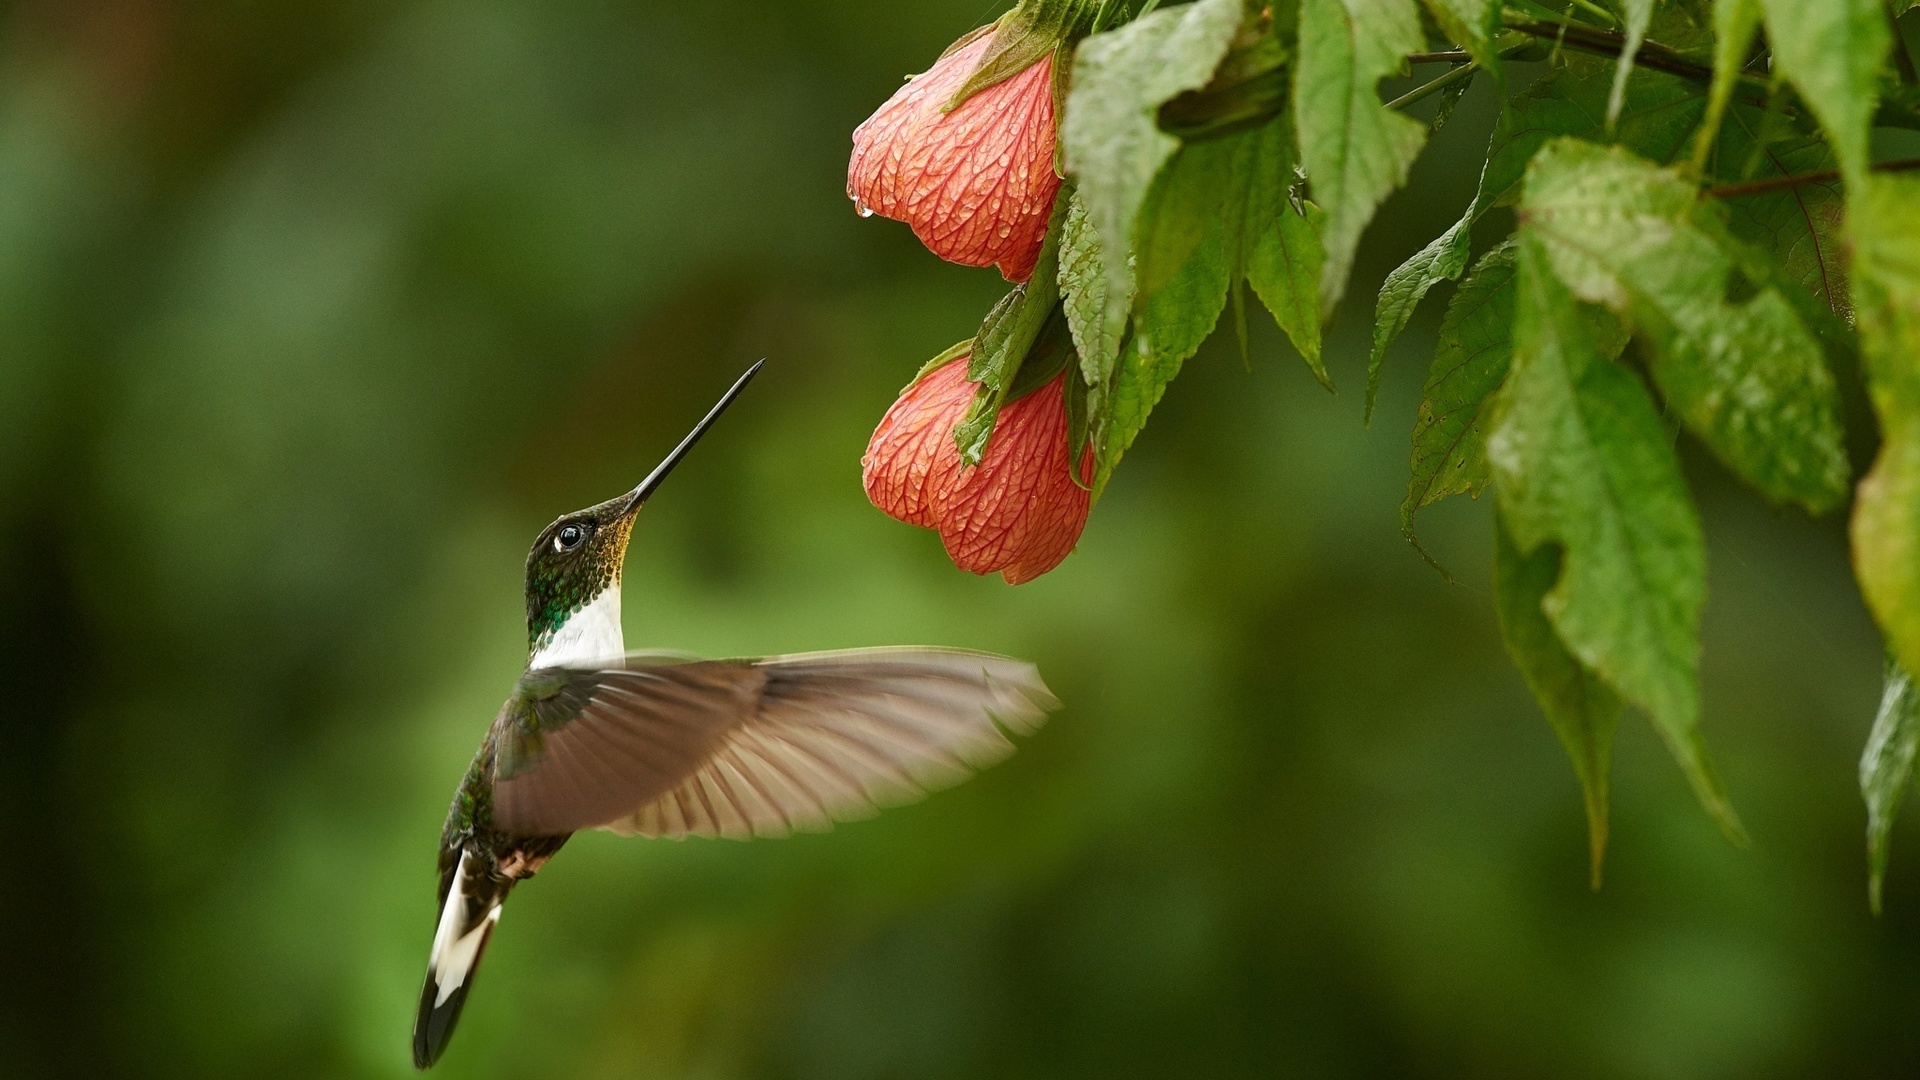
1501;15;1719;84
1706;156;1920;198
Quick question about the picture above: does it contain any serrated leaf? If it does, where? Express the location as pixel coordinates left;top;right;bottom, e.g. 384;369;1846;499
1521;139;1849;514
1755;0;1890;182
1100;124;1251;489
1862;657;1920;915
1419;0;1500;70
1247;197;1329;386
1366;61;1707;412
1293;0;1428;315
1494;512;1620;887
1063;0;1245;350
1404;240;1628;554
1059;185;1124;386
1368;216;1474;416
1404;241;1516;538
1851;174;1920;688
1487;233;1742;841
1099;112;1327;491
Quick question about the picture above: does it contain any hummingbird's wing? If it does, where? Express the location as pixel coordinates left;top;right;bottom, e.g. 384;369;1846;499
490;647;1056;838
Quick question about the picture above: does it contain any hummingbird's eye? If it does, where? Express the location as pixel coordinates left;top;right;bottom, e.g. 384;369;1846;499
555;524;586;552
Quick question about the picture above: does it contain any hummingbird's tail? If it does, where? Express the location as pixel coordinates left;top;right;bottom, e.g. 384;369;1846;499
413;847;512;1069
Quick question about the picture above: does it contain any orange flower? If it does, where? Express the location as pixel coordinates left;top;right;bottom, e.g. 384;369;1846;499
864;355;1093;584
848;28;1061;284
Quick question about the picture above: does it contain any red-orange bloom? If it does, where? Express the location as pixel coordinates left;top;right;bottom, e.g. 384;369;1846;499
848;30;1061;284
864;356;1093;584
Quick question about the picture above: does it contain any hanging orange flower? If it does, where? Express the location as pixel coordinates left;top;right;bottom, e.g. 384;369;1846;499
863;354;1093;584
847;27;1061;284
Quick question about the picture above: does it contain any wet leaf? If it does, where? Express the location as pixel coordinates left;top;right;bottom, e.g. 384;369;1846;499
1522;139;1849;515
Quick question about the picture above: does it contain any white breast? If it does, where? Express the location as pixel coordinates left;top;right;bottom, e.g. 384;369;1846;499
530;587;624;669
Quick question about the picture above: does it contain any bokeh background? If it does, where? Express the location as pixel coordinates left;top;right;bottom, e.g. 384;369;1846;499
5;1;1920;1077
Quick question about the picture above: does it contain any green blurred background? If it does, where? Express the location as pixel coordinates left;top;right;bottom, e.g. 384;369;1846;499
4;1;1919;1077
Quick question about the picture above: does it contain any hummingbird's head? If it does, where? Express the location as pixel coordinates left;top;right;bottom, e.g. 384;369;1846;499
523;491;644;658
521;361;763;660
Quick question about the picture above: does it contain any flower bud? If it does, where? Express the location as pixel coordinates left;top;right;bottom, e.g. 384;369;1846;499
864;355;1093;584
847;27;1061;284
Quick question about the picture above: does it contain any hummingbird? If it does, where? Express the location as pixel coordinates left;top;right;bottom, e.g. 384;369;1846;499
412;361;1058;1068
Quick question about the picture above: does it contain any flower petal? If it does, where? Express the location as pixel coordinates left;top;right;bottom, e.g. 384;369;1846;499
848;32;1061;283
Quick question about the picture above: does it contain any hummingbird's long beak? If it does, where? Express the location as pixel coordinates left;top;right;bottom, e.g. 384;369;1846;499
622;360;764;515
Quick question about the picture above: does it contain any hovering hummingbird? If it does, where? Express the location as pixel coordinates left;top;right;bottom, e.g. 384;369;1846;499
412;361;1058;1068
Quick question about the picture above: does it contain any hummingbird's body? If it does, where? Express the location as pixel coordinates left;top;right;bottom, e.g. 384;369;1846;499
412;364;1058;1068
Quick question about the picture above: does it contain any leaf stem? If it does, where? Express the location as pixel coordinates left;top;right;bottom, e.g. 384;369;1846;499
1384;60;1480;111
1408;50;1474;64
1705;156;1920;198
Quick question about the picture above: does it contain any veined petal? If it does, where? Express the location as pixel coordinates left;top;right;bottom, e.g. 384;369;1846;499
863;357;1092;584
849;32;1061;283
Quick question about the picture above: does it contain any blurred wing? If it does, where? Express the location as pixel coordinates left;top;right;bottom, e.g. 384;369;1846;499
490;647;1057;839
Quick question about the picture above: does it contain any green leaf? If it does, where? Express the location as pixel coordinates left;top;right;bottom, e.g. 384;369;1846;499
1100;112;1330;491
1862;657;1920;915
1710;120;1850;322
1293;0;1428;315
1246;197;1329;386
1404;241;1515;542
1756;0;1890;182
1688;0;1758;173
1851;174;1920;687
1419;0;1501;70
1101;122;1255;489
1063;0;1245;351
1485;61;1707;206
1494;511;1620;887
1365;60;1707;414
1488;233;1742;841
1059;184;1124;387
1133;137;1240;357
954;213;1066;464
1521;139;1849;515
1606;0;1654;128
1368;216;1474;417
1404;239;1629;560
